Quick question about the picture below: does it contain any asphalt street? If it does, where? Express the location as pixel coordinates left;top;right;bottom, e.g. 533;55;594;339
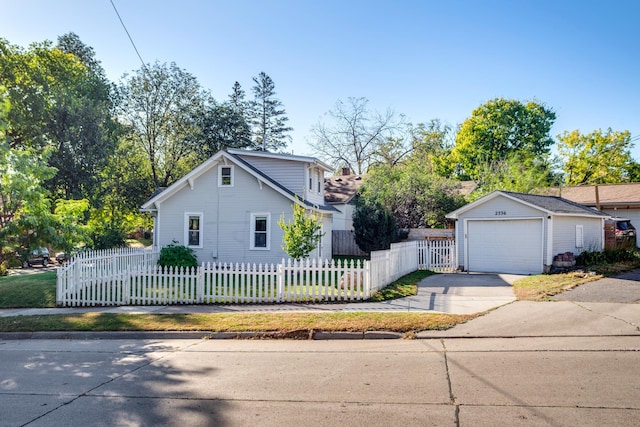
1;335;639;427
0;270;638;426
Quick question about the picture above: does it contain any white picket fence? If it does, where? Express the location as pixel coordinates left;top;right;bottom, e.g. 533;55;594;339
56;240;456;307
417;239;457;273
57;255;370;307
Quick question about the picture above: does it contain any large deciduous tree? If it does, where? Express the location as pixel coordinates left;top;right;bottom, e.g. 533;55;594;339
356;119;464;229
0;34;117;200
116;61;207;188
47;33;117;200
248;72;292;152
310;97;405;173
451;98;556;180
188;101;252;162
557;128;638;185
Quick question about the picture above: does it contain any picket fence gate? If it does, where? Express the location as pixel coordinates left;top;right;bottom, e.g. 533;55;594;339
56;240;456;307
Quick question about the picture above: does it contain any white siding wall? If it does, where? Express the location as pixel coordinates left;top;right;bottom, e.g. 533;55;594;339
454;196;546;270
552;216;604;255
309;214;334;260
157;163;303;265
237;155;304;193
237;155;326;206
331;203;355;231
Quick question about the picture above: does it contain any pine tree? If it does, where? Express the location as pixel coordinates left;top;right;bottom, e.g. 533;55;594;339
248;72;292;152
229;81;246;116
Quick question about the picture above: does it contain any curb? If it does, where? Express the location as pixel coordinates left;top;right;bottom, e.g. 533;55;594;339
0;330;406;341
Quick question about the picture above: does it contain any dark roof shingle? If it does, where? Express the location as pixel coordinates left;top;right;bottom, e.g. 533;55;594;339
324;174;364;204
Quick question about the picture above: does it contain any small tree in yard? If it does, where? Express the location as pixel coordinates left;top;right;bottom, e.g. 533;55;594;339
278;201;323;260
353;197;398;254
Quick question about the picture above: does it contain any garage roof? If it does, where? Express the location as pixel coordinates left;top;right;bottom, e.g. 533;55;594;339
446;191;610;219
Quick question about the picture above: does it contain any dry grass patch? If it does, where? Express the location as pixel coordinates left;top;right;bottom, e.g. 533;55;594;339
513;271;603;301
0;312;477;334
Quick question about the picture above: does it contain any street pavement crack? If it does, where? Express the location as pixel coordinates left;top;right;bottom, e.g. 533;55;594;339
572;301;640;331
440;338;460;427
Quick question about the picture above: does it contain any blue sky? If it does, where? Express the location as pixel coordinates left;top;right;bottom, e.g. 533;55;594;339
3;0;639;160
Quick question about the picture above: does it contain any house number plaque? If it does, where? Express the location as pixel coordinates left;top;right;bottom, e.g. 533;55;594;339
495;211;507;216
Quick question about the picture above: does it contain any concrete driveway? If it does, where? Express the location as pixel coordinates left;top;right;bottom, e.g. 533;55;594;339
409;271;520;314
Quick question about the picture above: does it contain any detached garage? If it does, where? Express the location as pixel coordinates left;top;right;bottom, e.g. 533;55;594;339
446;191;609;275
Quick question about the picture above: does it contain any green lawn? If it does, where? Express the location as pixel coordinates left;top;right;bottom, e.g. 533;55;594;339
0;271;57;308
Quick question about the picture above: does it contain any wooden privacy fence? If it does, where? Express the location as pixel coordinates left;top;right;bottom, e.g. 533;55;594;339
332;230;368;256
56;240;456;307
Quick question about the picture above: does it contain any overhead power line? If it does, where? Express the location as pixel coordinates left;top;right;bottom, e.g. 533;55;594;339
109;0;148;73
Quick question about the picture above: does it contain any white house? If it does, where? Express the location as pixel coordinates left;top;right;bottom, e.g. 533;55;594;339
141;149;337;264
324;169;363;231
542;183;640;248
446;191;610;275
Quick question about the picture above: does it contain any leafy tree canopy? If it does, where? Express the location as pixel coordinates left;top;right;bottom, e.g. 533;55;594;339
116;61;207;188
352;197;398;253
451;98;556;180
557;128;638;185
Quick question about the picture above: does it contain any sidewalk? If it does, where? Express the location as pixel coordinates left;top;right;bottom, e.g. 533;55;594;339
1;271;638;340
0;271;518;317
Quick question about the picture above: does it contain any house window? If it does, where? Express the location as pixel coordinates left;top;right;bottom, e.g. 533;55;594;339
575;225;584;248
250;213;270;250
317;170;322;193
308;168;313;191
218;165;234;187
185;213;203;248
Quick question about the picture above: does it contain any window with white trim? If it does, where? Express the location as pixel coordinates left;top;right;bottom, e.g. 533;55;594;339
185;213;203;248
308;168;313;191
250;213;270;250
575;225;584;248
218;165;234;187
317;170;322;193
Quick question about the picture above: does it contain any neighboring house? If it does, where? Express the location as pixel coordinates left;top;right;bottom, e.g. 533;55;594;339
324;169;364;231
324;169;366;256
141;149;336;264
542;183;640;248
446;191;609;275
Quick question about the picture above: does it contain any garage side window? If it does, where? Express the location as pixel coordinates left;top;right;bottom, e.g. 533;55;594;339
575;225;584;248
185;213;203;248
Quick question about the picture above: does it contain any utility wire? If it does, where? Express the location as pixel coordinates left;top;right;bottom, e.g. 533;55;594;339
109;0;149;73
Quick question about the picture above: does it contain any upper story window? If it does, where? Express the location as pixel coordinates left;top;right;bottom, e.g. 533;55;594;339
185;213;203;248
308;168;313;191
317;170;322;193
218;165;234;187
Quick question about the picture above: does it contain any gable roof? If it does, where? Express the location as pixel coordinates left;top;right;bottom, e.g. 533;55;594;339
539;183;640;208
227;148;334;172
446;190;610;219
141;149;337;213
324;174;364;204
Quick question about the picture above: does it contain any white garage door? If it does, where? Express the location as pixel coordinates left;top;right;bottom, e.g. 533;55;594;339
467;219;543;274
